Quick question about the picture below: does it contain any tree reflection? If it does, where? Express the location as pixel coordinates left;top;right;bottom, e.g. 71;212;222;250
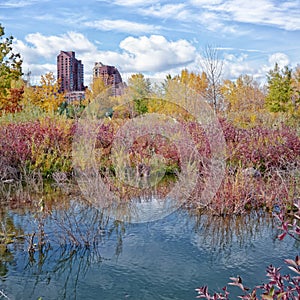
192;211;277;256
23;245;103;299
20;198;126;299
0;244;13;277
0;182;127;299
0;208;25;278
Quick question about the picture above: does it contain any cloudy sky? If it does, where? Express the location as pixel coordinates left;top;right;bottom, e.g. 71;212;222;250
1;0;300;86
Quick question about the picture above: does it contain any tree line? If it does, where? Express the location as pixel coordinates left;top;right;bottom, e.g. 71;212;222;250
1;24;299;125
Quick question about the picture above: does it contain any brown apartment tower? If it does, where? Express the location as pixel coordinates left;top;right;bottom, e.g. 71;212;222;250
93;62;124;96
57;51;84;93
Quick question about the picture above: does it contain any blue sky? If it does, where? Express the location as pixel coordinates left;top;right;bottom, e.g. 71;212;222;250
1;0;300;86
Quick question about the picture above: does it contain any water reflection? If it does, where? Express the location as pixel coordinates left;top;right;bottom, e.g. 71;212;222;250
0;190;298;299
0;194;127;299
0;208;26;280
0;244;13;278
193;212;276;252
23;246;103;300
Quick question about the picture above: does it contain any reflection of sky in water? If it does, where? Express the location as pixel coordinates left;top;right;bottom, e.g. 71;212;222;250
125;196;178;223
1;208;298;300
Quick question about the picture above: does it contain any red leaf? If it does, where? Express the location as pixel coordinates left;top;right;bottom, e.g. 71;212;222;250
278;232;287;240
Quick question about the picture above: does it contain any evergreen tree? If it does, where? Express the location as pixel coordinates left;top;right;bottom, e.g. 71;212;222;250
266;63;292;113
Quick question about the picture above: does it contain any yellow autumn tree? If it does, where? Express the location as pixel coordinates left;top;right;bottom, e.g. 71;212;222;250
171;69;208;97
222;75;265;112
189;71;208;96
22;84;40;107
85;77;108;103
39;72;65;113
291;65;300;117
221;74;266;126
163;70;208;113
24;72;65;113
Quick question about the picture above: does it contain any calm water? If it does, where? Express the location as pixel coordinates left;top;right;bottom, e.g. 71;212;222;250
0;197;298;300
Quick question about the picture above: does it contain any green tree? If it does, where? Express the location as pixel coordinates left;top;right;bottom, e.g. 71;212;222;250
128;73;151;99
0;24;23;113
266;63;293;113
127;73;151;115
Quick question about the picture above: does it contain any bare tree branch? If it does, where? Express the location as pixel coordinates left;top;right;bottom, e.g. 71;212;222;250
200;45;224;112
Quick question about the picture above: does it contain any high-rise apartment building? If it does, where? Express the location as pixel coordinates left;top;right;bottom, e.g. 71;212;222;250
57;51;84;93
93;62;124;96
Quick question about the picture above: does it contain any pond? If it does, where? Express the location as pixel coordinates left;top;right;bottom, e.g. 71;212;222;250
0;194;298;300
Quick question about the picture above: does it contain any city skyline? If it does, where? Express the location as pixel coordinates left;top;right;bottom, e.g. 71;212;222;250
1;0;300;85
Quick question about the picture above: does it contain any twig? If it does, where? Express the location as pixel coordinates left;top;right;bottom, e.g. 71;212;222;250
0;289;11;300
28;232;35;253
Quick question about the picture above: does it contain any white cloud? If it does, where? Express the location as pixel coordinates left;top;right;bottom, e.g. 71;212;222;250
268;52;290;68
110;0;160;6
13;32;197;85
138;2;240;34
0;0;48;8
217;47;265;53
197;11;224;31
32;12;87;27
14;29;294;87
139;3;189;20
191;0;300;31
150;49;288;84
190;0;223;6
188;50;268;82
24;64;57;85
252;52;291;83
77;34;197;83
119;35;196;72
84;19;160;34
223;59;253;79
219;51;291;83
14;31;98;84
192;52;253;80
14;31;97;62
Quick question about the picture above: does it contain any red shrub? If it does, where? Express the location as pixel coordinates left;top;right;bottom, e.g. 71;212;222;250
0;118;73;177
220;119;300;170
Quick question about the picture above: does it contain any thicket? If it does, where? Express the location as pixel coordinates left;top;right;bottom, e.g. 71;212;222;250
0;23;299;214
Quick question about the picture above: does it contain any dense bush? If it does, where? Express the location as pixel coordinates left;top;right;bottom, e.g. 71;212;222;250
0;117;73;178
185;119;299;214
0;116;299;206
220;119;300;171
